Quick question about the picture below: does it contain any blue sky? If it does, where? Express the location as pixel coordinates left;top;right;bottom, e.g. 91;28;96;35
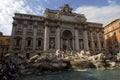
0;0;120;35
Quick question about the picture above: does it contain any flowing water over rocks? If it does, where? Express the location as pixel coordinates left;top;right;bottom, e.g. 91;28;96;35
2;50;120;80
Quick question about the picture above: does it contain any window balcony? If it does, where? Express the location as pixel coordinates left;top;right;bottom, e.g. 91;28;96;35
35;47;43;50
13;46;21;50
24;47;33;51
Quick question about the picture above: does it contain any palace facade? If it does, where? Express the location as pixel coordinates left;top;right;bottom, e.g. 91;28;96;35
0;32;11;58
9;4;106;59
104;18;120;54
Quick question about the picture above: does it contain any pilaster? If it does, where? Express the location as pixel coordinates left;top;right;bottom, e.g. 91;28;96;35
83;26;89;51
72;38;75;50
90;31;95;51
56;24;60;50
33;26;37;51
21;24;27;51
75;28;79;51
97;32;101;51
44;22;49;51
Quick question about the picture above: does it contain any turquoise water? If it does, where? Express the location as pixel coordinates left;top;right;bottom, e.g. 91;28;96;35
20;67;120;80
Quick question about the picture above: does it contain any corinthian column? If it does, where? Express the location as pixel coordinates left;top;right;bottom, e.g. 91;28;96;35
56;26;60;50
33;26;37;51
75;29;79;51
44;24;49;51
21;25;27;51
97;32;101;51
83;28;89;51
90;31;94;51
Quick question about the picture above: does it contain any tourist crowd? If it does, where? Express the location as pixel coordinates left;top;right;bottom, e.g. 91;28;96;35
0;60;20;80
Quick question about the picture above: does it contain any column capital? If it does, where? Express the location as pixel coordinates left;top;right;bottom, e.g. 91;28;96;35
74;24;78;29
83;25;87;30
44;21;49;26
43;24;49;29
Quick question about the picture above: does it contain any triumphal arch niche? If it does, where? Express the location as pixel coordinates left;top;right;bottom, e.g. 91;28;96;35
10;4;106;57
62;30;73;51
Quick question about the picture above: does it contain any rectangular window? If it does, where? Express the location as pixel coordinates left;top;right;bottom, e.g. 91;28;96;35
94;41;98;48
17;24;22;30
93;31;96;35
101;41;104;48
38;40;42;47
16;39;20;46
114;32;116;36
15;39;20;46
27;40;31;46
79;30;83;35
38;26;43;31
30;25;33;29
112;26;114;30
119;30;120;33
28;24;33;30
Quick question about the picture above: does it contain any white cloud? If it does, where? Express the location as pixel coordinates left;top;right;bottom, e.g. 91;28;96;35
108;0;116;5
74;5;120;26
44;0;49;3
1;0;120;35
0;0;44;35
30;5;45;15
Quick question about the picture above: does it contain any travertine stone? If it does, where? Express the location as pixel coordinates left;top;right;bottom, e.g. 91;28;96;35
75;29;79;51
83;29;89;51
91;32;94;51
33;26;37;50
97;33;101;51
21;26;27;51
10;4;105;56
56;26;60;50
44;25;49;51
